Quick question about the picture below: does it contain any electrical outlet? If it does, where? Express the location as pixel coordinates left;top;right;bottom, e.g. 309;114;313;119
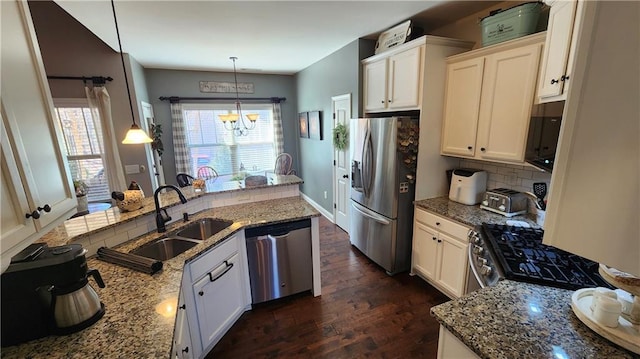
324;191;327;199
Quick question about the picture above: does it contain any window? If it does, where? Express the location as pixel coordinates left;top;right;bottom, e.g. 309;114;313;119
182;103;275;176
54;99;110;202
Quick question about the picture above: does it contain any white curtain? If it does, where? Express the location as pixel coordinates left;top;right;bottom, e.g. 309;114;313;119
171;102;192;174
85;85;127;193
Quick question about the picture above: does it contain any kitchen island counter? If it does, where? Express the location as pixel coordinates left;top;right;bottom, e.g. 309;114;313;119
1;196;320;359
431;280;636;358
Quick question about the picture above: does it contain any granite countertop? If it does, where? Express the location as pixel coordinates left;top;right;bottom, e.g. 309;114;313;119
38;174;303;246
431;280;636;359
415;196;539;228
1;196;320;359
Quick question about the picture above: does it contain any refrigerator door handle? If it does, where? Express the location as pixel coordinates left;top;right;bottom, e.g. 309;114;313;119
362;125;373;197
351;201;390;225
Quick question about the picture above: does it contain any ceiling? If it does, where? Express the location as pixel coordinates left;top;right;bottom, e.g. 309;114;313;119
53;0;499;75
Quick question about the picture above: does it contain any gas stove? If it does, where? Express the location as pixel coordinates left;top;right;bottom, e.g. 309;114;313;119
469;223;611;290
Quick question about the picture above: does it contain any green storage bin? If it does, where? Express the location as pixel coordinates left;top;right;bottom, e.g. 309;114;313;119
481;2;543;47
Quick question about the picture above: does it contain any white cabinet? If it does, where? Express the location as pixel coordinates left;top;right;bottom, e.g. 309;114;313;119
543;1;640;277
437;326;480;359
172;291;192;359
1;0;76;271
441;33;544;164
363;43;423;112
181;234;251;358
537;0;581;102
412;208;470;298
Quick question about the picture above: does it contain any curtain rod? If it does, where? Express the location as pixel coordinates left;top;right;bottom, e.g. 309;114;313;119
47;76;113;84
159;96;286;104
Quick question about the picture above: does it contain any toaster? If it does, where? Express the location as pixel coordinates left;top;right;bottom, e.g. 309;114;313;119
480;188;527;217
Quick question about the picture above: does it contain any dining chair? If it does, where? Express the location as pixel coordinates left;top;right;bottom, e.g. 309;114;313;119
176;173;195;187
274;153;294;175
197;166;218;180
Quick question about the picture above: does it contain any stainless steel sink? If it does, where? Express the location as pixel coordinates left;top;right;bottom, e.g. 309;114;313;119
131;237;199;261
175;218;233;241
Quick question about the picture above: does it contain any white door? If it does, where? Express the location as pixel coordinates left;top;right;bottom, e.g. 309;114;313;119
140;101;165;190
332;94;351;232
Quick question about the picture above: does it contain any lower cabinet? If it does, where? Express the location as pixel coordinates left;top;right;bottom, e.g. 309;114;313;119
173;291;192;359
437;325;480;359
177;233;251;359
411;208;470;298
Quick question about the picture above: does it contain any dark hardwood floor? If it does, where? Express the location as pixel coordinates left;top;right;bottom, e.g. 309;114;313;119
207;216;450;358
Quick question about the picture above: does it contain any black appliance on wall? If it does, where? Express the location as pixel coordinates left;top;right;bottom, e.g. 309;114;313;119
525;101;565;172
1;243;106;347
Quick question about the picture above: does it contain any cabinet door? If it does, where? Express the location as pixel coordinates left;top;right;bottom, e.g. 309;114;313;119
441;58;484;157
476;43;542;162
1;115;37;263
538;0;577;100
1;0;75;269
173;292;192;359
412;221;439;280
435;232;468;298
387;46;422;110
193;253;244;352
363;59;387;112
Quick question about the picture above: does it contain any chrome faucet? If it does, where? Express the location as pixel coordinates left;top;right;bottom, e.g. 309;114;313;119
154;185;188;233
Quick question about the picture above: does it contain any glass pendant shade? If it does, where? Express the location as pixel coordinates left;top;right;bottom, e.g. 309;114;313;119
122;123;153;144
217;57;259;136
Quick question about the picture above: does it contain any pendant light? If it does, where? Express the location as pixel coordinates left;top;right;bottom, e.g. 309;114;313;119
112;0;153;144
219;57;259;136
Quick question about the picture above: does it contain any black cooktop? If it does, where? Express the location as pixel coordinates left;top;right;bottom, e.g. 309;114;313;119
481;223;611;290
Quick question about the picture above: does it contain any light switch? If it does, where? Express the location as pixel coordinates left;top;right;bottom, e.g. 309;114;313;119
125;165;140;174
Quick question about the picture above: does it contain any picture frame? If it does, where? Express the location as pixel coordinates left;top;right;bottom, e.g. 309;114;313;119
299;112;309;138
308;111;322;140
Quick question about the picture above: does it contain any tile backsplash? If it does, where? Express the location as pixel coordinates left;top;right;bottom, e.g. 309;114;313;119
457;159;551;195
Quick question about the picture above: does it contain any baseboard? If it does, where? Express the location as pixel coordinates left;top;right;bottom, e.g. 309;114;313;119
300;192;334;223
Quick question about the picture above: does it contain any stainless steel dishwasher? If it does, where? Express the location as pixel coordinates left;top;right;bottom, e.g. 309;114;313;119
245;218;312;303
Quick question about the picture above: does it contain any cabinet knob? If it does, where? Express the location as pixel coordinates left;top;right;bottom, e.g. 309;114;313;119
182;347;189;353
38;204;51;213
342;174;348;179
437;239;442;243
432;237;437;241
198;290;204;296
179;304;186;310
435;222;440;226
561;75;570;82
25;210;40;219
550;78;559;84
480;147;486;152
381;100;385;104
467;146;473;150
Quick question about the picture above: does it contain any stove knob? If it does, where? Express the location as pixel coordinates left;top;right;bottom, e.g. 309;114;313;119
474;236;481;245
482;200;489;206
477;257;488;266
473;245;484;255
498;204;506;211
481;265;492;276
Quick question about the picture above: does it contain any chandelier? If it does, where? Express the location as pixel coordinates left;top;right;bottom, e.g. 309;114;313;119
219;57;259;136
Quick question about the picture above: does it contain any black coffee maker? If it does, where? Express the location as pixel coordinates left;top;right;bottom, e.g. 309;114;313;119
1;243;106;347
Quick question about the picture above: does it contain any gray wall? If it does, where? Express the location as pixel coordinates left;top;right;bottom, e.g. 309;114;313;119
294;39;374;212
144;69;297;186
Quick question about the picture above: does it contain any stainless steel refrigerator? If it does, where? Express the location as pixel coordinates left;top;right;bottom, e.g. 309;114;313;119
349;117;419;275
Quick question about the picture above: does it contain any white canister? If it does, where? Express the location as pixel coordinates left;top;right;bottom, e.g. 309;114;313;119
590;287;617;312
592;295;622;328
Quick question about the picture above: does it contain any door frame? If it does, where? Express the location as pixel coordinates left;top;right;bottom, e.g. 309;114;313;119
332;93;351;232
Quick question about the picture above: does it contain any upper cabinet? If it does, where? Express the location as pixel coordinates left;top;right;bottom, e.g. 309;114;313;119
537;0;583;103
543;1;640;277
363;43;423;112
441;33;545;164
1;0;76;271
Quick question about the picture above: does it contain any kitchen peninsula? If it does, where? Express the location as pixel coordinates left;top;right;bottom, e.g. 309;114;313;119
2;175;321;358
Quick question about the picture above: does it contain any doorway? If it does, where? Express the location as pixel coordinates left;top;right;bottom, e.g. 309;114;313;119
140;101;165;191
332;94;351;233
